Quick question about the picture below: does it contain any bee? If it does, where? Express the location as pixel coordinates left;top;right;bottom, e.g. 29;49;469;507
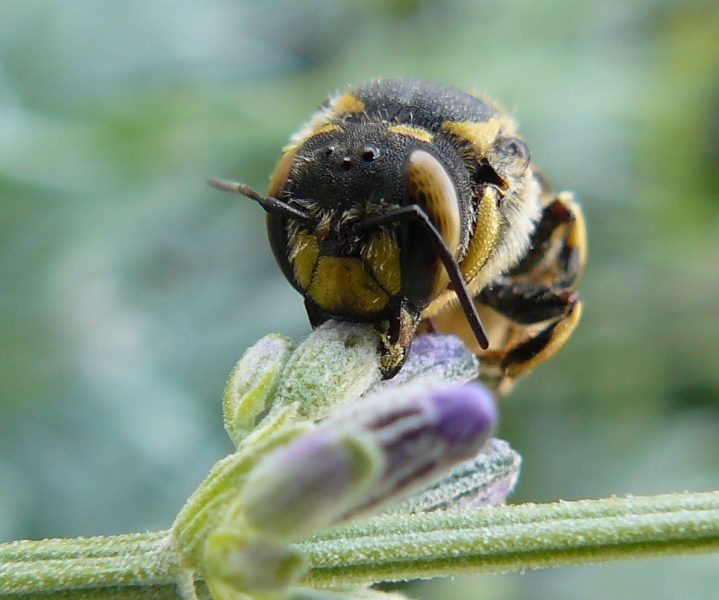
210;79;586;393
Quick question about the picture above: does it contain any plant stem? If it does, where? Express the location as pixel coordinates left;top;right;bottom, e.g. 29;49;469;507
0;531;177;595
2;492;718;600
300;491;719;585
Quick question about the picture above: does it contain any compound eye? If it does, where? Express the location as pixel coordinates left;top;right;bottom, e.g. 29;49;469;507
400;149;462;307
497;137;530;176
404;149;461;257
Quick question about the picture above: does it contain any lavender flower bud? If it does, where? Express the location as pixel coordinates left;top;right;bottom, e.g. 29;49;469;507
270;322;382;422
222;334;294;447
242;379;497;536
241;429;383;537
347;380;497;517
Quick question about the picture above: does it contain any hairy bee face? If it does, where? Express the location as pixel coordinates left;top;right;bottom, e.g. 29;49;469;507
269;120;470;322
210;79;585;386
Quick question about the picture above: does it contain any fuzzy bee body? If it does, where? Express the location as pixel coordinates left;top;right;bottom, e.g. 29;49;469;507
210;79;585;391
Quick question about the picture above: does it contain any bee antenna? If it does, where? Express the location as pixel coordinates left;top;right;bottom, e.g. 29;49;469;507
358;207;490;351
208;178;316;227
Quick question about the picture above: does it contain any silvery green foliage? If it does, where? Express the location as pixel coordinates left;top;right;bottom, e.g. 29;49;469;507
170;322;521;600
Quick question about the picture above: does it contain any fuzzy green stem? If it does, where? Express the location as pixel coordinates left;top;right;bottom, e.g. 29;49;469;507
0;531;177;595
1;492;718;599
300;491;719;585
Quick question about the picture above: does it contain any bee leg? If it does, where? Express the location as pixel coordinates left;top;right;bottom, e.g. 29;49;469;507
478;282;578;325
477;281;583;392
478;192;586;393
378;303;421;379
509;192;587;287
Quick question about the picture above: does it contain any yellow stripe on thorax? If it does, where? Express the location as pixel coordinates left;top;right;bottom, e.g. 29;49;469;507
442;118;502;154
332;93;366;115
387;124;434;144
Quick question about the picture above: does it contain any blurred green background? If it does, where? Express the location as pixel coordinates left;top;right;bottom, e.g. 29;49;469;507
1;1;718;598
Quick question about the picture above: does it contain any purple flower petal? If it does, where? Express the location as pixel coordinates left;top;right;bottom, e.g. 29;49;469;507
429;382;497;451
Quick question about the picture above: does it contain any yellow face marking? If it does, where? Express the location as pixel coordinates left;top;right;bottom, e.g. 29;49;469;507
362;232;401;295
308;256;389;314
289;232;320;290
332;93;366;115
442;119;502;154
460;186;501;282
387;124;434;144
